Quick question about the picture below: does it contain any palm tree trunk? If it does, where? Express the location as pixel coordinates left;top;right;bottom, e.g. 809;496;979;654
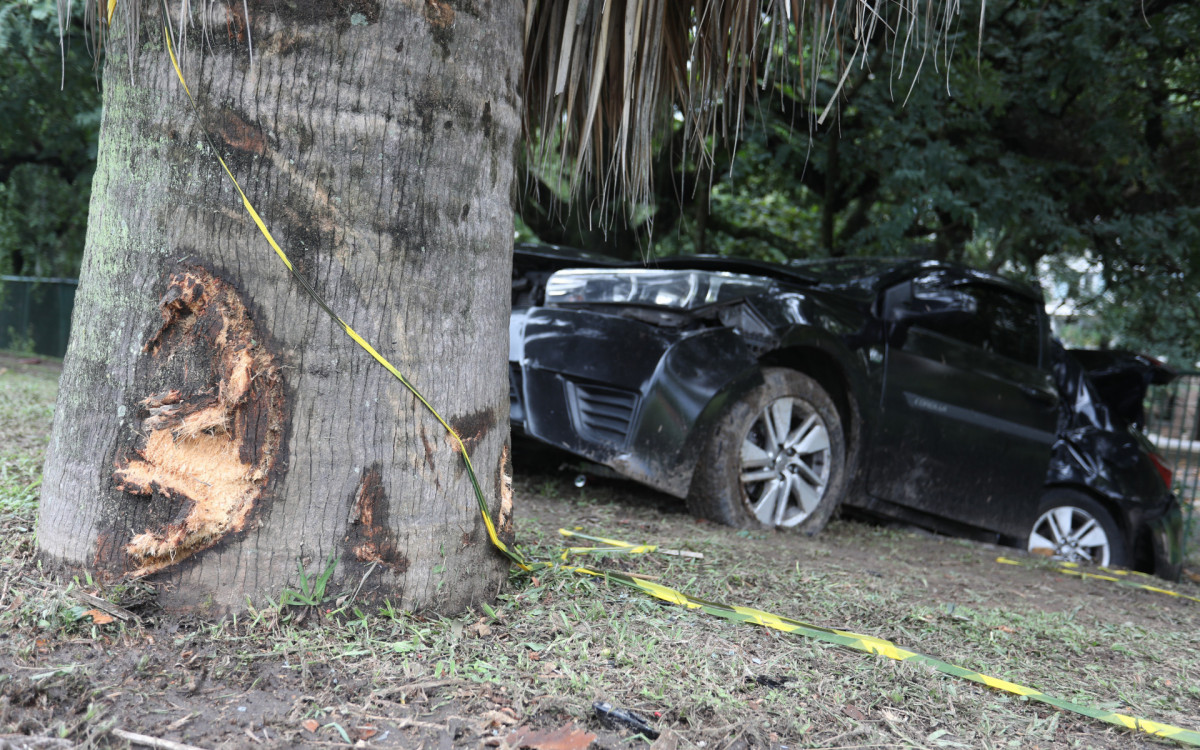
38;0;522;613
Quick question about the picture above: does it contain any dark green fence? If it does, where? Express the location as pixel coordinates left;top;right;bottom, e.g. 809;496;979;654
1145;372;1200;556
0;276;78;358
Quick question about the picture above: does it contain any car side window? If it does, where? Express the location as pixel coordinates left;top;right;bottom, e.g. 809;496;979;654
906;277;1040;366
981;288;1041;366
906;276;988;350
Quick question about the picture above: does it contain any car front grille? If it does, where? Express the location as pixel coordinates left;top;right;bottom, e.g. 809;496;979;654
568;381;639;447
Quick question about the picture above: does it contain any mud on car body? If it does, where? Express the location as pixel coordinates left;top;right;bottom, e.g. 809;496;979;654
509;244;1184;580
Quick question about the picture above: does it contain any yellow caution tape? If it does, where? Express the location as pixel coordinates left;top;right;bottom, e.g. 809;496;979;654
997;557;1200;604
159;29;1200;747
557;529;703;560
557;528;659;558
564;536;1200;746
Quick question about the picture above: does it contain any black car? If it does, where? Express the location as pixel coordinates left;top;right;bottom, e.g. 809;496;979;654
509;244;1184;579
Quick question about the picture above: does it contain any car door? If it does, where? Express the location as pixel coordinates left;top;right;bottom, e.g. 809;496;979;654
867;271;1058;538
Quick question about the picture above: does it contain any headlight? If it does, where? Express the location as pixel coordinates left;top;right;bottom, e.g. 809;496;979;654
544;269;773;310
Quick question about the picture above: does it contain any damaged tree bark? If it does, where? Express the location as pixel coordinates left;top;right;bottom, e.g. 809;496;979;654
114;268;286;577
38;0;521;612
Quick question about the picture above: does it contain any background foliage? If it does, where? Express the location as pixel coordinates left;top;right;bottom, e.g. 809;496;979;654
521;0;1200;363
0;0;100;279
4;0;1198;361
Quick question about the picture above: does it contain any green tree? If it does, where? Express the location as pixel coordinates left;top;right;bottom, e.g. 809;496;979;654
642;0;1200;360
0;0;100;278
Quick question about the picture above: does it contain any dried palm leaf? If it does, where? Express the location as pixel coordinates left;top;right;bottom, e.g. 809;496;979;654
74;0;960;214
524;0;962;213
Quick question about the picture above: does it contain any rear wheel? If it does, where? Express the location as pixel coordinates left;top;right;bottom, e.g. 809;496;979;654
687;368;847;533
1027;491;1128;568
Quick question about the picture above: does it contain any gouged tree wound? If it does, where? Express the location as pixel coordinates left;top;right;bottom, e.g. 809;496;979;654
114;268;284;577
446;406;496;454
400;0;453;27
216;108;269;157
497;443;514;543
346;463;408;572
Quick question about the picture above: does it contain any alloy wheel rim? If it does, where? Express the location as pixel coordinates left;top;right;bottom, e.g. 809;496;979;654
1029;506;1111;566
740;396;832;527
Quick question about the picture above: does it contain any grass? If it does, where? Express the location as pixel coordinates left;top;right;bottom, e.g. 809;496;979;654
0;361;55;514
2;360;1199;748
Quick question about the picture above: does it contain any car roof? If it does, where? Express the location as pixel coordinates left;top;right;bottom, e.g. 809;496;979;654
514;244;1042;302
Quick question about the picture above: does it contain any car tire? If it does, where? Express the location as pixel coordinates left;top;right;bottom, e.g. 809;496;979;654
687;368;847;533
1027;491;1128;568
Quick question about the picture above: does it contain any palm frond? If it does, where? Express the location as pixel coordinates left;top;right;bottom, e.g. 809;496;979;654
72;0;249;81
71;0;961;215
524;0;963;211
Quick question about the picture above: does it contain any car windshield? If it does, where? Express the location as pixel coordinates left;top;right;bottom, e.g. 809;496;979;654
787;258;902;285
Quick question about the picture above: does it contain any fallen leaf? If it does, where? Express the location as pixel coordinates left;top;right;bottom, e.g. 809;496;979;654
301;719;319;733
353;725;377;740
996;625;1016;634
842;705;867;721
469;619;492;638
479;710;520;728
505;722;597;750
650;728;681;750
82;609;115;625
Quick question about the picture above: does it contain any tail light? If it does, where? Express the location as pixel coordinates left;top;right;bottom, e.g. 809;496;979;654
1147;451;1174;491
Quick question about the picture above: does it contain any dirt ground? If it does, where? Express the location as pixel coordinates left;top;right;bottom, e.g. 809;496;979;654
3;471;1200;749
2;354;1199;749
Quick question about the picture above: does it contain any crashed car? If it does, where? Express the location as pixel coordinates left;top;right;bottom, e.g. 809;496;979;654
509;244;1184;579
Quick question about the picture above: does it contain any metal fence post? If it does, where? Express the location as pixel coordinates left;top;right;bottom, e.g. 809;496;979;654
1145;373;1200;562
0;276;79;358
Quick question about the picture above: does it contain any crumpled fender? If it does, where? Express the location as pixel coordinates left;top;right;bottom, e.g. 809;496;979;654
1046;343;1163;507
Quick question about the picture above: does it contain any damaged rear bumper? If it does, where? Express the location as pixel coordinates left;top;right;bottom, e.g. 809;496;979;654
1145;496;1184;582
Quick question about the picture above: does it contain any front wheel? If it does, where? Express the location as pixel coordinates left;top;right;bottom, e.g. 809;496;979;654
687;368;848;534
1027;491;1128;568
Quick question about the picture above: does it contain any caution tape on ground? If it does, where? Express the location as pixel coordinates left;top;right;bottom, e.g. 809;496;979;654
158;28;1200;747
997;556;1200;604
562;535;1200;746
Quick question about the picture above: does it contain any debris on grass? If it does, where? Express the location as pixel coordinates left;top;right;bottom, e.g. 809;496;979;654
3;366;1200;749
500;722;597;750
593;701;659;740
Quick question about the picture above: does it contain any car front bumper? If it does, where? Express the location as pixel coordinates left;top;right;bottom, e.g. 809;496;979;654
509;306;760;497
